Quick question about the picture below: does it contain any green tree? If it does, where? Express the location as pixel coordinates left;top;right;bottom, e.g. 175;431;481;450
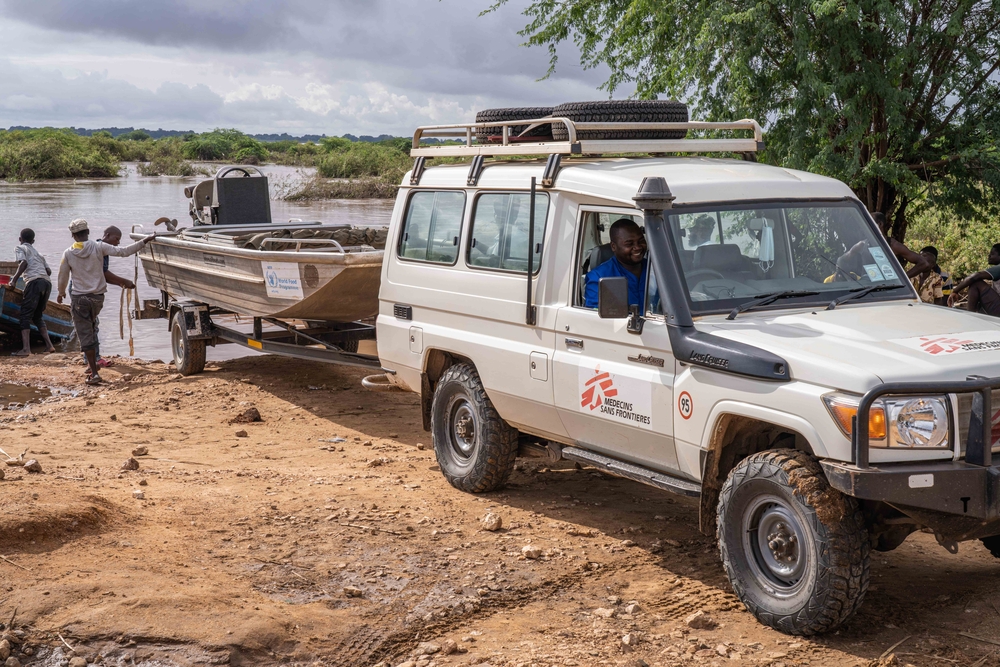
489;0;1000;240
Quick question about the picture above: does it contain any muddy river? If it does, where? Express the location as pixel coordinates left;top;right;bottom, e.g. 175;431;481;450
0;164;394;361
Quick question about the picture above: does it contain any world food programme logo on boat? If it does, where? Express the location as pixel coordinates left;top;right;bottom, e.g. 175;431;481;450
261;262;304;300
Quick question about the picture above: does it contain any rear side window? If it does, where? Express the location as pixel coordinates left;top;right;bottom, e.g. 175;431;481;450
397;191;466;264
468;192;549;273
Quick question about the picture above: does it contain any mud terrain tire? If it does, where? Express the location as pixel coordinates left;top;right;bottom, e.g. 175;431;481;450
170;310;206;376
476;107;553;144
549;99;689;141
431;363;518;493
981;535;1000;558
717;449;870;635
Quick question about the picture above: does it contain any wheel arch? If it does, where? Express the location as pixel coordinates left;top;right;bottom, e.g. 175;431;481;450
698;403;826;537
420;348;476;431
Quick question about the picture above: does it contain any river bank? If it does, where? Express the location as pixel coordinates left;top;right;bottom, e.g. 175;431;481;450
1;354;999;667
0;165;394;360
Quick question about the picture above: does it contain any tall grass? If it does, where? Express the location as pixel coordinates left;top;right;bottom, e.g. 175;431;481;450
0;128;120;179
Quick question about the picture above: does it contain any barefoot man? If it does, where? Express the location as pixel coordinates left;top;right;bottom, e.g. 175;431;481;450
10;228;56;356
57;219;154;385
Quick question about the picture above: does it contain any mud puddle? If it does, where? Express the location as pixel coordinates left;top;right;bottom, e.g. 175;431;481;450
0;382;52;407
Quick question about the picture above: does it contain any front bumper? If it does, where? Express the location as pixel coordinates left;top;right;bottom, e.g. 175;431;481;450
825;375;1000;541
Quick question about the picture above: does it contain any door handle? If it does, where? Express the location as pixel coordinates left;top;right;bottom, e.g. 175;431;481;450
564;337;584;349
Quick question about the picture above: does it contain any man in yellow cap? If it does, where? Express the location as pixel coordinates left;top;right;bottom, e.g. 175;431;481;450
57;219;154;385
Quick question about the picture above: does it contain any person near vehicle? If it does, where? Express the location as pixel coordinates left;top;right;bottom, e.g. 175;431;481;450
947;243;1000;315
912;246;946;305
871;212;931;278
916;246;952;305
9;228;57;356
584;218;648;309
687;214;715;248
57;219;154;385
83;226;138;368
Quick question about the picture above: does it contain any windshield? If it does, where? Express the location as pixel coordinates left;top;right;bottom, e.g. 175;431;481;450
665;201;910;314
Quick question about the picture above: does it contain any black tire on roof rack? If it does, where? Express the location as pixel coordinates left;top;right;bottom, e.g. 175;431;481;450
475;107;554;144
549;100;689;141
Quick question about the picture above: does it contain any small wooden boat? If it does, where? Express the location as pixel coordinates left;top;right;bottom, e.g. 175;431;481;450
131;166;386;322
0;262;75;342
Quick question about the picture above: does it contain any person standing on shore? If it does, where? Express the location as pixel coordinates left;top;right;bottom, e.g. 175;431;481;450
10;228;57;356
57;219;154;385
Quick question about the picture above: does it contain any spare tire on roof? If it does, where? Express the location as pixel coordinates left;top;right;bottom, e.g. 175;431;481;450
476;107;554;144
549;100;689;141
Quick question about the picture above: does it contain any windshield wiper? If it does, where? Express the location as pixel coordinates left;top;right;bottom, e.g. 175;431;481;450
826;284;906;310
727;290;820;320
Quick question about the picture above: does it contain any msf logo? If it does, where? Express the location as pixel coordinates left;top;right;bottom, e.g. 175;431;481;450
918;336;972;355
581;367;617;411
266;270;278;288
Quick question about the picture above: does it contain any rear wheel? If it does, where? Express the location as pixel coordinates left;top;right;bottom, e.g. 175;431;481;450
431;363;518;493
981;535;1000;558
550;99;689;141
717;449;870;635
170;310;206;376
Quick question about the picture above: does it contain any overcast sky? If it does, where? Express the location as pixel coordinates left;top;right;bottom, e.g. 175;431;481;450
0;0;614;136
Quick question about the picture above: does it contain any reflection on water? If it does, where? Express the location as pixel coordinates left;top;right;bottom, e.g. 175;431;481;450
0;164;394;361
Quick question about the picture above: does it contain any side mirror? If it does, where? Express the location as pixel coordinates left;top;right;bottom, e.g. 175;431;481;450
598;277;629;319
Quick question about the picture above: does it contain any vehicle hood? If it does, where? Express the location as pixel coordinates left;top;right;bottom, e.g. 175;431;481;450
699;301;1000;393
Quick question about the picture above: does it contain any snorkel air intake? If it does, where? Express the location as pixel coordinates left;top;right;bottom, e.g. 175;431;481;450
633;177;790;381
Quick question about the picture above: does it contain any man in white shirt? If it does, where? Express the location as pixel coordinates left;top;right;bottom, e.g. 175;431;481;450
57;218;154;384
10;228;56;356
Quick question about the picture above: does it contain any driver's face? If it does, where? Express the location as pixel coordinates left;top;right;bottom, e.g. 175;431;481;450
611;228;647;266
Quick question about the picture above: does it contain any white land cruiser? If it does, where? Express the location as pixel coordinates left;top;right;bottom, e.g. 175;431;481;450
373;105;1000;635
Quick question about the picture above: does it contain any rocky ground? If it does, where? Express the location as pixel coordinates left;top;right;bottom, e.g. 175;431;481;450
0;353;998;667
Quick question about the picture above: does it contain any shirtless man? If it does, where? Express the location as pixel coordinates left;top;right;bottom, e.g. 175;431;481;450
947;244;1000;316
872;212;931;279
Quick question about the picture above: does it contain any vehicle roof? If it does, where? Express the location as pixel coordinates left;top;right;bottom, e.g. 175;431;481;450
408;157;857;207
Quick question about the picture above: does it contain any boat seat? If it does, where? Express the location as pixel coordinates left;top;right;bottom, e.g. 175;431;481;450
214;174;272;226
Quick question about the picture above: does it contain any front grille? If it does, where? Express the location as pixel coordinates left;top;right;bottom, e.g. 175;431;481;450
955;390;1000;456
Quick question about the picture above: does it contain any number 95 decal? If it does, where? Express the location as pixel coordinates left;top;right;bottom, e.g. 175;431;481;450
678;391;693;420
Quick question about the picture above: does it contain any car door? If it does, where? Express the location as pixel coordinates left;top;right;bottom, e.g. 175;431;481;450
551;207;680;472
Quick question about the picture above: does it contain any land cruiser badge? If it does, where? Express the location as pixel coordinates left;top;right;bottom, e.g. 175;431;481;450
579;366;653;429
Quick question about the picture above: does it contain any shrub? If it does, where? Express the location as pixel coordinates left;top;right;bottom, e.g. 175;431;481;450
317;142;410;181
0;128;120;180
182;128;269;162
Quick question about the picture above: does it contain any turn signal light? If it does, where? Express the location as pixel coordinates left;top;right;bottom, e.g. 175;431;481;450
824;396;886;440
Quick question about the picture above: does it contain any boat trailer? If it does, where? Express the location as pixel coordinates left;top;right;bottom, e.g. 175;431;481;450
139;295;382;376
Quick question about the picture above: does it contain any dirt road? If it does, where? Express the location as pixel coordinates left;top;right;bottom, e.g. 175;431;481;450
0;354;999;667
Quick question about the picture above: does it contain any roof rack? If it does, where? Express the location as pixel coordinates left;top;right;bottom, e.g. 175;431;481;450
410;118;764;158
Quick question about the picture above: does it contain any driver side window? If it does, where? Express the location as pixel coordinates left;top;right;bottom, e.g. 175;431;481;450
573;211;643;308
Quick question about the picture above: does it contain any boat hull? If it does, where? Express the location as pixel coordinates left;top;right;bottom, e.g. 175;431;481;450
0;284;76;341
138;237;384;322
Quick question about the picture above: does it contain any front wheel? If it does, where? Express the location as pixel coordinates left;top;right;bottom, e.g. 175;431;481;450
170;310;206;376
430;363;518;493
717;449;870;635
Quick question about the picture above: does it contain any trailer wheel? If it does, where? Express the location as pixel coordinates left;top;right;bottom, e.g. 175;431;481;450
431;363;518;493
170;310;206;376
981;535;1000;558
717;449;870;635
339;339;359;353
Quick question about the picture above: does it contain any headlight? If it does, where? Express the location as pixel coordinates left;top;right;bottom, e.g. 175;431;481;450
823;394;950;448
885;397;949;447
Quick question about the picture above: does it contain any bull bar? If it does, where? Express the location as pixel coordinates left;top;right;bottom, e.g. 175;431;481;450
821;376;1000;535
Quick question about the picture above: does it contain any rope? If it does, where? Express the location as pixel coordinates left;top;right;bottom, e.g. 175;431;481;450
118;255;138;356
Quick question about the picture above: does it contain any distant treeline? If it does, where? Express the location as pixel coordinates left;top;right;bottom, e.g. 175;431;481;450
5;126;406;145
0;127;427;199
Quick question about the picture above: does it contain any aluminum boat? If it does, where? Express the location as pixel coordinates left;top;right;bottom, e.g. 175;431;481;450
131;166;386;322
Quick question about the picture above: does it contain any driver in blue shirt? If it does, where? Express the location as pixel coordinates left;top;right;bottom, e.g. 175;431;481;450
584;218;648;309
